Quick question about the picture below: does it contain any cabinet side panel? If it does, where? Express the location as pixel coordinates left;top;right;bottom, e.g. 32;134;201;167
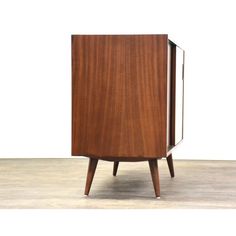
72;35;167;158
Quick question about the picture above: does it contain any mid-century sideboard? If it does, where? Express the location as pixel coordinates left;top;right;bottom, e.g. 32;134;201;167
72;35;185;198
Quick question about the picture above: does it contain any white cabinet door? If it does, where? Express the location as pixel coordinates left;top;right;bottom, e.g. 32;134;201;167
175;47;184;144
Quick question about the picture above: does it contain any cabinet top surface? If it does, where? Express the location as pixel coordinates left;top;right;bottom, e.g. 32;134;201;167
71;34;184;49
72;34;168;36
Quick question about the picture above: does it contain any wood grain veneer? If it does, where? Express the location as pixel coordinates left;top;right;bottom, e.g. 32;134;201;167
72;35;168;160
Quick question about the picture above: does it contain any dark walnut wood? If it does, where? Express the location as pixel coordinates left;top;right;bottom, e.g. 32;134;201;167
72;35;168;159
72;35;185;197
84;158;98;195
113;161;119;176
148;159;160;198
167;154;175;177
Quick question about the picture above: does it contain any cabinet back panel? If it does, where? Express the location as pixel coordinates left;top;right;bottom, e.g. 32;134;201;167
72;35;168;158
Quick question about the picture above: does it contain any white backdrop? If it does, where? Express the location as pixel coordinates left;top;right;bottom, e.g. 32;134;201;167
0;0;235;159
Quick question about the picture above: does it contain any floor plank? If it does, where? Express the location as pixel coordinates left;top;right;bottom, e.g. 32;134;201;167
0;158;235;208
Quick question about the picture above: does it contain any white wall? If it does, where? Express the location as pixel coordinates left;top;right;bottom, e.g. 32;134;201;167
0;0;235;159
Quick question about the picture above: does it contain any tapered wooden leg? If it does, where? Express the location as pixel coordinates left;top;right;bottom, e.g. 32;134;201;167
167;154;175;178
148;159;160;198
84;158;98;196
113;161;119;176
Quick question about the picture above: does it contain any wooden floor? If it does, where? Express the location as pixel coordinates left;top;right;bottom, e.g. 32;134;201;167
0;158;235;209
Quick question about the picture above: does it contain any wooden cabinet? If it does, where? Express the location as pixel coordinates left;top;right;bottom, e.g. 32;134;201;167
72;35;185;198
